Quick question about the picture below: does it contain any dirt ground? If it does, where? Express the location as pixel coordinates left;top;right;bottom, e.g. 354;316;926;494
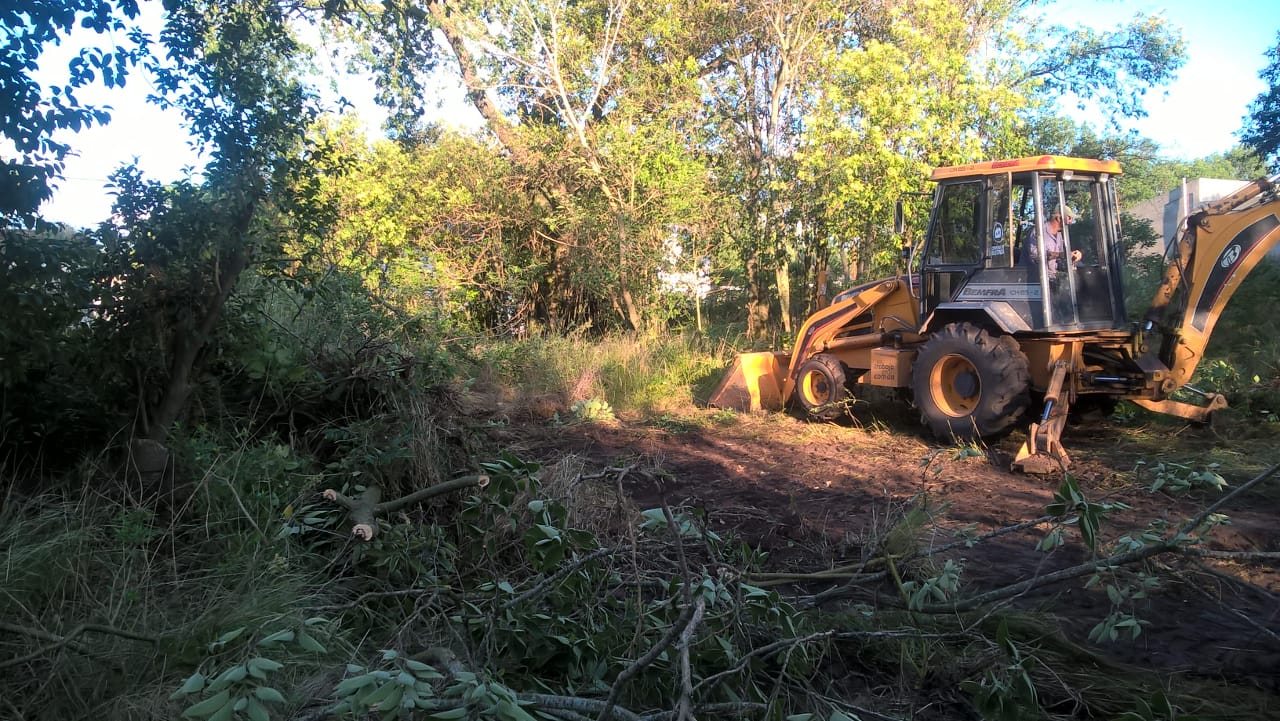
498;399;1280;700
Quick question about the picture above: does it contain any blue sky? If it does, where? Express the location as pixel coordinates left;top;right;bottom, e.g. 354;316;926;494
33;0;1280;228
1040;0;1276;158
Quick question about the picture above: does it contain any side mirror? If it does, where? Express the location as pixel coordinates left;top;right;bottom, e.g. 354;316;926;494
893;200;904;235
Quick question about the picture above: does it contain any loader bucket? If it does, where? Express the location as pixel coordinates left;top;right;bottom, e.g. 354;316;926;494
707;351;790;412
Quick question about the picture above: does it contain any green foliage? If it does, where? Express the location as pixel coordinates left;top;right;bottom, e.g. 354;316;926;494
1045;476;1129;553
329;650;446;718
1242;31;1280;171
961;621;1039;721
569;397;615;423
170;618;330;720
1137;460;1229;495
0;0;147;222
1114;690;1200;721
474;332;728;416
1028;13;1186;123
900;559;964;611
1085;571;1156;643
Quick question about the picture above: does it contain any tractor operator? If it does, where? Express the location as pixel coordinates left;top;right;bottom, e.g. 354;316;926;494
1031;207;1083;272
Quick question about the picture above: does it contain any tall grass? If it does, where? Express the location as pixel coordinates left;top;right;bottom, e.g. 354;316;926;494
0;440;336;721
472;331;738;417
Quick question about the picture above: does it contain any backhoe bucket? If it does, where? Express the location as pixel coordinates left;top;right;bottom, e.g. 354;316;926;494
707;351;790;412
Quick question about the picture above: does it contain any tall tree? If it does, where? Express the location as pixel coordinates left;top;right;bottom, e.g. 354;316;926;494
334;0;715;331
697;0;865;335
101;0;323;449
1242;31;1280;172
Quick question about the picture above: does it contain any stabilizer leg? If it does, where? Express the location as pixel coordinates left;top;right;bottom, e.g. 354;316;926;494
1014;361;1072;474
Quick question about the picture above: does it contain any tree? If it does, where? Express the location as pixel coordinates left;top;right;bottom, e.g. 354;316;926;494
333;0;717;332
0;0;147;223
1242;31;1280;172
1020;11;1186;125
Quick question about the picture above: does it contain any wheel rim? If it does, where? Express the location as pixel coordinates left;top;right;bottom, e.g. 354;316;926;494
800;369;832;406
929;353;981;417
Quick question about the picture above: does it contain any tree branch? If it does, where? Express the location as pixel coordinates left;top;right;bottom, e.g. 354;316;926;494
0;622;159;670
596;597;703;721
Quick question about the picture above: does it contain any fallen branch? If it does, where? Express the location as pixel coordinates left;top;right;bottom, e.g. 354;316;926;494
673;597;707;721
305;587;452;612
1181;462;1280;536
596;596;705;721
692;628;966;695
1183;575;1280;645
0;622;159;671
323;474;489;540
1181;548;1280;562
755;516;1054;598
637;702;768;721
502;547;617;611
909;463;1280;614
521;693;640;721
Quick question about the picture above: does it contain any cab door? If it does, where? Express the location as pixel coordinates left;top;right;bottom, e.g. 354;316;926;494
920;180;984;318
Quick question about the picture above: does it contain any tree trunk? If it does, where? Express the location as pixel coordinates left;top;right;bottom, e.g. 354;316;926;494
774;261;791;334
744;252;769;339
620;285;644;332
146;204;253;445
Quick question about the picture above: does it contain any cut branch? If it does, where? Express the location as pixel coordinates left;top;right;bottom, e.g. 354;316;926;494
323;474;488;540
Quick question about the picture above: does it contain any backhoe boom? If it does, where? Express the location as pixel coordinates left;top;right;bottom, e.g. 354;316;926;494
1138;174;1280;398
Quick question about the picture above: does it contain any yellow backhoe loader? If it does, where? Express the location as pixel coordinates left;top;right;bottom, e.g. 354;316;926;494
709;155;1280;472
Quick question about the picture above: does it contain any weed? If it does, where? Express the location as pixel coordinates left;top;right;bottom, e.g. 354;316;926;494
570;397;616;423
1136;460;1229;495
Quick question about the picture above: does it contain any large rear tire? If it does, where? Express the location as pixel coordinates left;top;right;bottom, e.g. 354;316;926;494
912;323;1030;441
794;353;850;421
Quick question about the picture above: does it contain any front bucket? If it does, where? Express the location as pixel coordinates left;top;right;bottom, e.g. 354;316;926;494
707;351;790;412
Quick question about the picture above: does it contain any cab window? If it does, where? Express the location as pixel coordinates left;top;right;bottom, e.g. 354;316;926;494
926;181;982;265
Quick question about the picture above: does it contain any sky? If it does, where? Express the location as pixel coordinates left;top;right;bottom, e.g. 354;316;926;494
30;0;1280;229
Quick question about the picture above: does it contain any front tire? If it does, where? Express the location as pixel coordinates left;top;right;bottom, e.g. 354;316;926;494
912;323;1030;441
794;353;850;421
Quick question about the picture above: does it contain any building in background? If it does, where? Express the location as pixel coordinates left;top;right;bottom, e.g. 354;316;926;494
1127;178;1280;262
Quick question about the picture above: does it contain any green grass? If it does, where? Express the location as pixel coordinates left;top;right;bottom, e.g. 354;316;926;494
471;331;736;416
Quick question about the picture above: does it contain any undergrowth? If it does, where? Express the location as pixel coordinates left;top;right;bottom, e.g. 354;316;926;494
4;310;1280;720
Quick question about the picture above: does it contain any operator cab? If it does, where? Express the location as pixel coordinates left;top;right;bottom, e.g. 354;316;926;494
914;156;1127;333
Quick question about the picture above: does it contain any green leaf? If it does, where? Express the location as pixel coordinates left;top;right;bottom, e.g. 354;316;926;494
363;680;399;708
429;707;469;720
495;698;539;721
257;629;295;647
170;672;207;699
295;629;326;653
244;696;271;721
247;657;284;675
377;686;406;712
207;699;235;721
1106;584;1123;605
335;674;376;696
405;659;436;673
253;686;287;704
209;626;246;651
183;689;231;719
206;664;248;693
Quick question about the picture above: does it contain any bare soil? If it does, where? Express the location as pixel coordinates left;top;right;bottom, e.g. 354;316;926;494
495;399;1280;704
